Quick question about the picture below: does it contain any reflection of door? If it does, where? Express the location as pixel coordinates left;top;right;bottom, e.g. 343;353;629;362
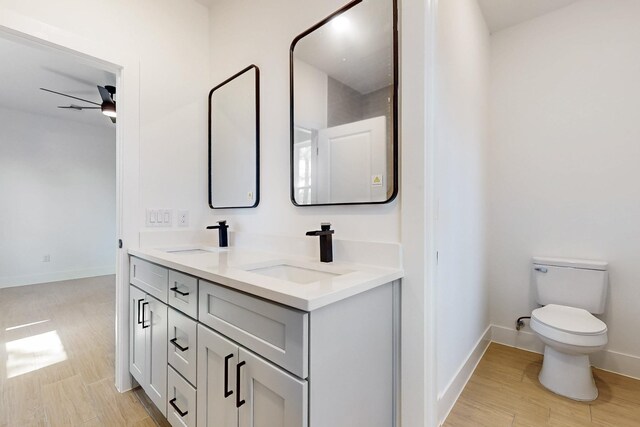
317;116;386;204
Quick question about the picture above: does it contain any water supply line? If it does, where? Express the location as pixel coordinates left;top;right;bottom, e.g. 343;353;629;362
516;316;531;331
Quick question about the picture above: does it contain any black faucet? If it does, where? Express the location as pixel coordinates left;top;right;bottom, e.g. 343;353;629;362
306;222;334;263
206;220;229;247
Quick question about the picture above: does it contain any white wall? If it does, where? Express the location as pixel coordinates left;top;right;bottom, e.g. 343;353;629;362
0;107;115;287
435;0;490;418
206;0;399;243
0;0;210;231
489;0;640;370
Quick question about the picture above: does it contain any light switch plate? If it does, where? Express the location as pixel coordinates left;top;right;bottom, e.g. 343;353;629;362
147;208;173;227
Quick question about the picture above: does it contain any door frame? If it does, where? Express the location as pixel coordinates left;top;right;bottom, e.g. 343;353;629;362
0;10;140;392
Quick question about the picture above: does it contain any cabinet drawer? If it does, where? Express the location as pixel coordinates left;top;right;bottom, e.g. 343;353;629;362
168;308;198;387
168;270;198;319
167;366;197;427
130;257;169;303
199;281;308;378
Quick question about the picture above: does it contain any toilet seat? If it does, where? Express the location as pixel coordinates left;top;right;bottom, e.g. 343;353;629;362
533;304;607;335
531;304;607;348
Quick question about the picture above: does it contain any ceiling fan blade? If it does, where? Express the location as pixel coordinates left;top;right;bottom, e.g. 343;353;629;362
58;105;101;110
97;85;114;104
40;88;101;106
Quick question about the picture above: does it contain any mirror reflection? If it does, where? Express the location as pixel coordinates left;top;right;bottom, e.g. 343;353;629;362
209;65;259;209
291;0;397;206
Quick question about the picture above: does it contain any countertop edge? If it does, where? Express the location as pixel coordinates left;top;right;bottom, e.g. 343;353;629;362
128;248;404;311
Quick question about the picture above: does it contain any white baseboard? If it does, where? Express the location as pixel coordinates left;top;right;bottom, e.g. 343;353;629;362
490;324;544;354
491;324;640;380
437;325;492;426
0;266;116;288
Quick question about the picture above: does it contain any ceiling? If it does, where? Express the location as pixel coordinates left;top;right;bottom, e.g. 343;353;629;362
294;0;394;95
0;37;117;128
477;0;583;33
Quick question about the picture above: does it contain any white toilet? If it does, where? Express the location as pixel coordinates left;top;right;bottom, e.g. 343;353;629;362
530;257;608;401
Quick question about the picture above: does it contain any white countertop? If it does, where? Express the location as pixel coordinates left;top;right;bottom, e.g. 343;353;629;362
129;245;403;311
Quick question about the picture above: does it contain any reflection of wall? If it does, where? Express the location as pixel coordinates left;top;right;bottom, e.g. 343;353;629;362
362;86;391;120
488;0;640;377
293;58;327;131
327;77;363;127
0;107;116;287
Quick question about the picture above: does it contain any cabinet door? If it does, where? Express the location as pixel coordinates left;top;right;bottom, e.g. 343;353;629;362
197;324;238;427
145;294;168;416
238;348;308;427
130;285;146;385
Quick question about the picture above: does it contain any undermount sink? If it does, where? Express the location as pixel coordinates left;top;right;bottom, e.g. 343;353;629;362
163;246;223;254
248;263;345;284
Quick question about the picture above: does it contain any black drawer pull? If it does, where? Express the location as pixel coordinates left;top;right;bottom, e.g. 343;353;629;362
170;337;189;352
141;302;150;329
224;353;234;398
236;361;246;408
137;298;144;324
169;398;188;417
170;285;190;296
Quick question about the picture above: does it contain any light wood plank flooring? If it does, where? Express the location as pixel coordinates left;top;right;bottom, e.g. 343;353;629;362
444;343;640;427
0;276;158;426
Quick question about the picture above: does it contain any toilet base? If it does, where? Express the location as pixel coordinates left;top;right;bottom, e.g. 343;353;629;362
538;346;598;401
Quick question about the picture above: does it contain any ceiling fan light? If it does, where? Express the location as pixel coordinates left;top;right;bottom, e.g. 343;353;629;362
101;102;117;118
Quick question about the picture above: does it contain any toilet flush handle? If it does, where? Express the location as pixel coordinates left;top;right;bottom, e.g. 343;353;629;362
534;266;548;273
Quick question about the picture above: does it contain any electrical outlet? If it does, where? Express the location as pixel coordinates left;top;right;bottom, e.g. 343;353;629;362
177;210;189;227
43;254;50;262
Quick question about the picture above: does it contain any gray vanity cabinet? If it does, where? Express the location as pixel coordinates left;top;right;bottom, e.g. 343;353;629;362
197;324;307;427
129;283;168;416
130;255;397;427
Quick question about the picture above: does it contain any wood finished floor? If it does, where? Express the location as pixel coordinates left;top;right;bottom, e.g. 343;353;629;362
444;343;640;427
0;276;159;427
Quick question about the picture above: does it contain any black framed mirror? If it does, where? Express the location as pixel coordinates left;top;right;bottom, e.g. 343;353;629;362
290;0;398;206
209;65;260;209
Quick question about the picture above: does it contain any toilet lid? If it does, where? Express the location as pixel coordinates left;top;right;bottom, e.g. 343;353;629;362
532;304;607;335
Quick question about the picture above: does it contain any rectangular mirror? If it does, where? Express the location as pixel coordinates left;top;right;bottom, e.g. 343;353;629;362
290;0;398;206
209;65;260;209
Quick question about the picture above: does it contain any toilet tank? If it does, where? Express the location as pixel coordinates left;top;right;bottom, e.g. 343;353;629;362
532;257;608;314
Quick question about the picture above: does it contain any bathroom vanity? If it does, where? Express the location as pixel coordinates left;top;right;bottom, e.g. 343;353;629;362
128;245;402;427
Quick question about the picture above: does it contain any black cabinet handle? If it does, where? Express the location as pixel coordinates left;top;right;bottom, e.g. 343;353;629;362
137;298;144;324
224;353;234;398
170;337;189;352
169;398;188;417
236;361;246;408
170;285;190;296
141;302;150;329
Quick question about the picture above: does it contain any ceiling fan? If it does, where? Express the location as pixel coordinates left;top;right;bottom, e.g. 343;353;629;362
40;85;117;124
